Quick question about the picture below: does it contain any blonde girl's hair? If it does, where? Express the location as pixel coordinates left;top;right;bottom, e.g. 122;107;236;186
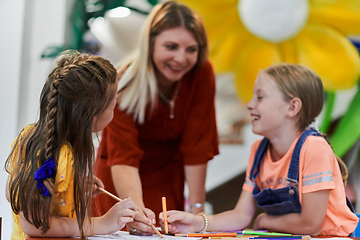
5;50;117;239
264;63;324;132
117;0;208;124
265;64;350;188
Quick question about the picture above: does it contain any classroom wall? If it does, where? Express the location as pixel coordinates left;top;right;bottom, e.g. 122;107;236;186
0;1;25;239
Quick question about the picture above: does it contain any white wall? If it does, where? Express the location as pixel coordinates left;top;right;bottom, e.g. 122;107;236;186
0;1;67;239
0;1;26;239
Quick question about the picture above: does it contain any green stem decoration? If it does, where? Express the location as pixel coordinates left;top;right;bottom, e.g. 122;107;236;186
319;91;335;134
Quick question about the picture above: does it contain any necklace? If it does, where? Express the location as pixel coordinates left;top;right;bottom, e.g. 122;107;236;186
158;81;182;119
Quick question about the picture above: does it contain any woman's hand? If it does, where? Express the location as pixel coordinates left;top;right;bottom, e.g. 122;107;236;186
126;207;156;236
100;198;137;233
159;210;204;234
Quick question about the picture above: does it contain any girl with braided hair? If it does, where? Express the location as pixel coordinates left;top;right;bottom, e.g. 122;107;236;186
5;50;139;239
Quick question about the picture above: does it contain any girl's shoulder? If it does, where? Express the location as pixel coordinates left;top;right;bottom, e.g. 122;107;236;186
301;135;335;163
303;134;331;150
11;124;36;148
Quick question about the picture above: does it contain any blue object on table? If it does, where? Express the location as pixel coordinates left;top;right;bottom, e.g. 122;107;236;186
354;213;360;237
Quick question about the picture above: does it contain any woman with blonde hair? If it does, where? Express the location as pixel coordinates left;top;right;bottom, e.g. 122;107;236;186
91;0;219;235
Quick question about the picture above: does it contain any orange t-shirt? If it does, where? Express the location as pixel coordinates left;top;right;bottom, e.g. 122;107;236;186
243;135;358;236
91;60;219;220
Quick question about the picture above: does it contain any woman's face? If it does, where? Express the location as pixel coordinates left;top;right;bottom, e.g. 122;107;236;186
152;26;199;84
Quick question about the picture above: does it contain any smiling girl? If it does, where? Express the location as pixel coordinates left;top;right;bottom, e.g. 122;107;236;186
160;64;358;237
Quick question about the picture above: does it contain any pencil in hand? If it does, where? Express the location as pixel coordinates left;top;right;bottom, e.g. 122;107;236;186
97;187;163;238
162;197;168;234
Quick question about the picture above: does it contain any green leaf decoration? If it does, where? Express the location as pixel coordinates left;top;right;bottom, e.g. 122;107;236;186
147;0;159;6
330;87;360;157
319;91;335;133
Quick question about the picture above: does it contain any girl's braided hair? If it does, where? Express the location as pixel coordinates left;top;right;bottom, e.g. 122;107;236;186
6;50;117;239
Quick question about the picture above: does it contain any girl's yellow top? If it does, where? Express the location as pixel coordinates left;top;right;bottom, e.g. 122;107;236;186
9;125;76;240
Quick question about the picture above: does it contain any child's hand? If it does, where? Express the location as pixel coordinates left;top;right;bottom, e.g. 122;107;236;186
126;207;156;236
101;198;137;234
159;210;204;234
92;176;105;197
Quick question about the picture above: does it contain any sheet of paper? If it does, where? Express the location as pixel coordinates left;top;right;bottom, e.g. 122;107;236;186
87;231;201;240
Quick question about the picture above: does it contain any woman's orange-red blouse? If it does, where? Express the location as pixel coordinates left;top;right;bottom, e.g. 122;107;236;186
91;61;219;220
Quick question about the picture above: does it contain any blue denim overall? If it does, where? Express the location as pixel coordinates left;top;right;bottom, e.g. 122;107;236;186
249;129;321;215
249;129;355;236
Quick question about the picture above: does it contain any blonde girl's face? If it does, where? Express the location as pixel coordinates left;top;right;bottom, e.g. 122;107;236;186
152;26;199;84
246;72;290;139
92;85;117;133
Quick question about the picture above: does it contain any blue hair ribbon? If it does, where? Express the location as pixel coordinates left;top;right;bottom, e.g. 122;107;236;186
34;157;56;197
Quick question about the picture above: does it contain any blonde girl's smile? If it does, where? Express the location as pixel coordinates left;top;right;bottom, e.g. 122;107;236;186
247;72;289;138
250;114;260;122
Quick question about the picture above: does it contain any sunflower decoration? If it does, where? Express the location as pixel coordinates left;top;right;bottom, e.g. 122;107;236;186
180;0;360;157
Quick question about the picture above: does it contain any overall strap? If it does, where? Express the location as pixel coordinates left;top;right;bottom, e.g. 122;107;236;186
250;138;270;181
250;128;322;183
286;129;321;183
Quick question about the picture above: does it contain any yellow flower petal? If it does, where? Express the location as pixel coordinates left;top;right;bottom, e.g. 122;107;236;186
296;23;360;90
210;28;251;73
179;0;244;50
277;39;299;63
310;0;360;35
234;39;282;103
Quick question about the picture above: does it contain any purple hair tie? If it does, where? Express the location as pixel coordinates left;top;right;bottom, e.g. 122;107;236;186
34;157;56;197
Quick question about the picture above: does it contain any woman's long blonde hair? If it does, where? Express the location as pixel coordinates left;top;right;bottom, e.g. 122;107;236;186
117;0;208;124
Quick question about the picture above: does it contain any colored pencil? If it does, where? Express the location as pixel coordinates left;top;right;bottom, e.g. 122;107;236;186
97;187;163;238
175;233;238;237
162;197;168;234
250;237;302;240
239;231;292;236
209;236;306;240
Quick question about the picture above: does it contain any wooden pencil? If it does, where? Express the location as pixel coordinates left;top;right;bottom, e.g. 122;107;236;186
162;197;168;234
97;187;163;238
175;233;238;237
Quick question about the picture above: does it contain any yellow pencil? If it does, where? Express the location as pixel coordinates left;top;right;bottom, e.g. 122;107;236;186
98;187;163;238
162;197;168;234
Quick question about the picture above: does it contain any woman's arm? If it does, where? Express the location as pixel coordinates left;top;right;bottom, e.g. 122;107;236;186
254;189;330;235
111;164;156;235
21;198;137;237
184;163;207;214
180;61;219;215
111;165;144;208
